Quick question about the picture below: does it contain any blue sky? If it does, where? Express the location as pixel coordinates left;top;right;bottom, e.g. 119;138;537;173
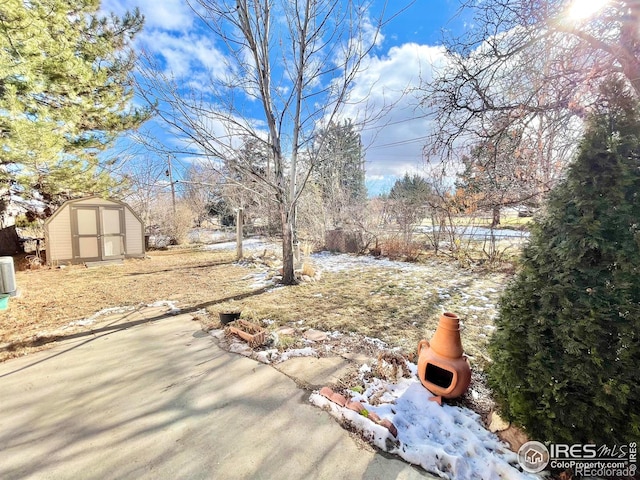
103;0;471;196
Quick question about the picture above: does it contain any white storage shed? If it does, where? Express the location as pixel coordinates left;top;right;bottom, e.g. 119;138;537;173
44;196;145;265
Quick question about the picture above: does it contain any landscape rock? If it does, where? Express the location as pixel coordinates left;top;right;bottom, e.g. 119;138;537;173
378;419;398;437
345;400;364;413
303;329;328;342
275;327;296;336
367;412;381;423
488;411;510;433
319;386;334;399
330;392;347;407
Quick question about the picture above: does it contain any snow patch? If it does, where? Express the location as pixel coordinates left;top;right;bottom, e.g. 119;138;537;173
275;347;317;363
147;300;181;314
254;349;279;364
247;271;270;288
311;251;424;273
228;341;253;356
66;306;135;327
363;336;387;349
310;371;538;480
203;238;274;251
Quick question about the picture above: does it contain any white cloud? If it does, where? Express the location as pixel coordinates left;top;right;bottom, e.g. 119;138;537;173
340;43;449;181
138;30;228;80
104;1;225;83
102;0;194;31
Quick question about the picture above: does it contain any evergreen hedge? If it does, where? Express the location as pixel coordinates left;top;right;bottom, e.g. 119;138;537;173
488;80;640;444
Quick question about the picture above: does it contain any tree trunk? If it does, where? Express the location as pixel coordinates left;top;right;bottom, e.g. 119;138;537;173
491;206;501;228
281;205;297;285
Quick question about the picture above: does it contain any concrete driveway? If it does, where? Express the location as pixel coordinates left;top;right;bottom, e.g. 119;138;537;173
0;310;432;479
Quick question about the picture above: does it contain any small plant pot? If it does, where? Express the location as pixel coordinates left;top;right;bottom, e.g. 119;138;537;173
0;294;8;311
219;311;242;325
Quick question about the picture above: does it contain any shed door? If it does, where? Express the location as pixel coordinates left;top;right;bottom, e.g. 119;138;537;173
73;207;100;261
72;206;125;261
100;207;124;259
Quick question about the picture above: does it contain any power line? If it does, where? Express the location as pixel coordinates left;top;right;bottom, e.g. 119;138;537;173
359;113;431;132
368;135;429;150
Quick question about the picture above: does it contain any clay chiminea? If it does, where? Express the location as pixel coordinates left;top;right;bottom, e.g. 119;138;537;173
417;312;471;400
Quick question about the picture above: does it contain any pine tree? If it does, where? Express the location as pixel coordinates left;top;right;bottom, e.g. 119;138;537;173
389;173;432;243
313;119;367;227
0;0;148;213
488;79;640;444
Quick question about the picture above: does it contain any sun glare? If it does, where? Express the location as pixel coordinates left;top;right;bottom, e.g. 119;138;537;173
566;0;609;21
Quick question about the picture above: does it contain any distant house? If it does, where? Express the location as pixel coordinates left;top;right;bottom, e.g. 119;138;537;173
44;196;145;265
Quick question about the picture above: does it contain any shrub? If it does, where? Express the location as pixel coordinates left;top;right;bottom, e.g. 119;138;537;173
488;80;640;444
154;203;196;245
382;236;422;262
15;215;38;228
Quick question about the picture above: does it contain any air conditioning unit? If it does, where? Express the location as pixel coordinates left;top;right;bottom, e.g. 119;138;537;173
0;257;17;295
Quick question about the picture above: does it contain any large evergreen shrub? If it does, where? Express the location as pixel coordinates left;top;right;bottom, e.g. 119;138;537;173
488;80;640;444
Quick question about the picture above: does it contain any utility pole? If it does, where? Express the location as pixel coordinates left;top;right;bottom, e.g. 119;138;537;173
166;155;177;215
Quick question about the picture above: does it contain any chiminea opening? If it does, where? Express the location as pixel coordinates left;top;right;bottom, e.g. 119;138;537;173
425;363;454;389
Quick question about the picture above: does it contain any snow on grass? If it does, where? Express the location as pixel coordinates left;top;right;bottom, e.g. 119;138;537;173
275;347;317;363
310;363;538;480
309;251;507;340
206;244;505;320
147;300;181;314
311;251;424;273
173;242;506;333
203;238;275;251
65;306;136;327
215;244;508;359
254;349;279;364
66;301;181;329
363;335;389;350
246;271;270;289
203;237;283;288
314;253;498;316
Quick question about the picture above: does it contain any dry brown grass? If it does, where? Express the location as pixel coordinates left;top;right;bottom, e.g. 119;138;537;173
2;247;258;361
2;245;508;370
223;261;505;367
230;270;440;353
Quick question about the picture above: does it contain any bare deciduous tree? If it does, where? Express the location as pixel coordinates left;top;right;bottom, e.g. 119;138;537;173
121;155;167;227
181;164;223;227
137;0;388;284
424;0;639;175
457;127;543;227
